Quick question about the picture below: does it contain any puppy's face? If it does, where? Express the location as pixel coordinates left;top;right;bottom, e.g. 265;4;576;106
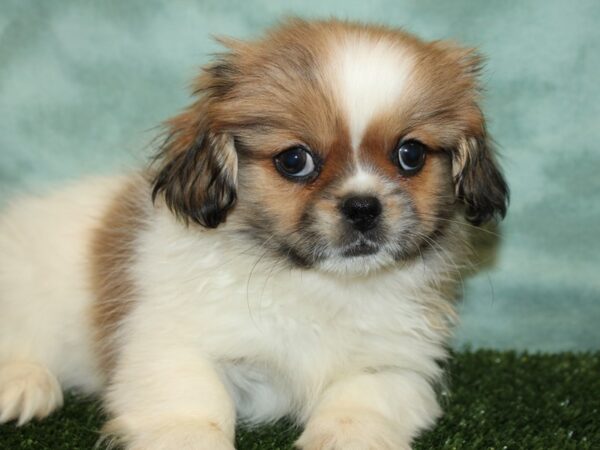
152;20;508;274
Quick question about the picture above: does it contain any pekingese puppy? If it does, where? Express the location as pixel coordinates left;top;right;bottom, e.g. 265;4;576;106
0;18;508;450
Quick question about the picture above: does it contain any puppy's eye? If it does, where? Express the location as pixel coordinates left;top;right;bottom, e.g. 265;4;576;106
274;146;318;180
396;140;427;174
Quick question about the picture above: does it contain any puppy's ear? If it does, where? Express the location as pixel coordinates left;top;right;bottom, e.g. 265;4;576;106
432;42;509;225
151;61;239;228
453;134;509;225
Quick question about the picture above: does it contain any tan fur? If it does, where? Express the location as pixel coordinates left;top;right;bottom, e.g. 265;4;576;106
89;177;150;374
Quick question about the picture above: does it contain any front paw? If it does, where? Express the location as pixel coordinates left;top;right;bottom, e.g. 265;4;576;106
296;410;410;450
0;361;63;425
103;419;235;450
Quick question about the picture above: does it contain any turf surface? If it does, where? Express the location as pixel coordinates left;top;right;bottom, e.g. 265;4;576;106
0;350;598;449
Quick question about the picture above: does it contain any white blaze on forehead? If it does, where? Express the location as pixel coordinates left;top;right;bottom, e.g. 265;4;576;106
341;166;379;193
329;34;414;151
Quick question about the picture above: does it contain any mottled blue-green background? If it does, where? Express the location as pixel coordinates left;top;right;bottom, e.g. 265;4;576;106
1;0;598;351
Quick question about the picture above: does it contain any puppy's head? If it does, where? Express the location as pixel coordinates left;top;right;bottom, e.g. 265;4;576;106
152;19;508;274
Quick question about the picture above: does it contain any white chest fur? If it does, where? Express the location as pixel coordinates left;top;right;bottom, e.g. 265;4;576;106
122;208;451;423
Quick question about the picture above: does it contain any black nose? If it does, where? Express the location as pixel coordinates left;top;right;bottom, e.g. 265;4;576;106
340;196;382;232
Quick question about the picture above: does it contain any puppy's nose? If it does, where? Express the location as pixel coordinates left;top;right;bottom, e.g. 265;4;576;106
341;195;382;232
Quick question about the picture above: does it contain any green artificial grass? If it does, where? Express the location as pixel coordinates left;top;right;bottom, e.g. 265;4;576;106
1;350;598;449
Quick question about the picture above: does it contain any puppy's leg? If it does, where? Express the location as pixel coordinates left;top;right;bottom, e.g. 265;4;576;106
104;344;236;450
296;371;441;450
0;361;63;425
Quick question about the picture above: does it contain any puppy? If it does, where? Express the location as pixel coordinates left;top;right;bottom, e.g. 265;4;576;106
0;18;508;450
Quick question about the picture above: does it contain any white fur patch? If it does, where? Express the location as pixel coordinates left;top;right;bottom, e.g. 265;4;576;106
342;166;380;193
0;177;121;404
329;35;414;151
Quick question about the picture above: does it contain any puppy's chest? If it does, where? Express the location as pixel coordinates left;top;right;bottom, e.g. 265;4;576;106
139;239;444;419
203;275;432;375
214;289;413;421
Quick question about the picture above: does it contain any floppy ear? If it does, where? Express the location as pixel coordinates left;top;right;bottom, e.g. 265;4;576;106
431;42;509;225
151;61;239;228
453;134;509;225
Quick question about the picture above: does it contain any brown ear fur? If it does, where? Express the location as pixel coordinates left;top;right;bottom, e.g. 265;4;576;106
433;42;509;225
453;134;509;225
151;58;239;228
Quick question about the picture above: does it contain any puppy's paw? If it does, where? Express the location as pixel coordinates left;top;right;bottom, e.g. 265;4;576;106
296;409;410;450
0;361;63;425
104;418;236;450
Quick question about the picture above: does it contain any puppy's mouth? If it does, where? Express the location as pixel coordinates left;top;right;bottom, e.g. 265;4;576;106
340;239;380;258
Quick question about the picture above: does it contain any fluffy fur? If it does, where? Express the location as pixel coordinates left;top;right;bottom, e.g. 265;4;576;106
0;19;508;449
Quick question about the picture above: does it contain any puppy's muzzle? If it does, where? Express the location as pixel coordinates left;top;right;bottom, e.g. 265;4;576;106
340;195;382;232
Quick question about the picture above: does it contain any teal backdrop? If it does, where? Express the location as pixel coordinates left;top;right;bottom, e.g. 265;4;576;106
1;0;598;352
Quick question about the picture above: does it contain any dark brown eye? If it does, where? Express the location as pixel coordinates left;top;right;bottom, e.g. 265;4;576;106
396;140;427;174
274;146;318;180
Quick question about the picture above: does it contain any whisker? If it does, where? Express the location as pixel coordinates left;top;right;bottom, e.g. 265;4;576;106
417;213;502;238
